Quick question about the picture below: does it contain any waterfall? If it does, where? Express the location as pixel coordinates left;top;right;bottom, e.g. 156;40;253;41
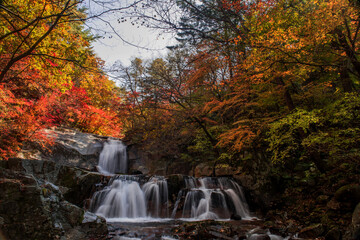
98;140;127;174
91;176;146;218
181;176;250;220
142;176;169;218
90;176;169;219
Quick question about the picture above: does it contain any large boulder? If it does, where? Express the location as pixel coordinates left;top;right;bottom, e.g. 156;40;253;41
2;158;105;208
0;167;107;240
17;128;108;170
55;165;106;207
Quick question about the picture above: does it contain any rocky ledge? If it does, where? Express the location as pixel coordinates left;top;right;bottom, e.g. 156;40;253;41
0;158;108;240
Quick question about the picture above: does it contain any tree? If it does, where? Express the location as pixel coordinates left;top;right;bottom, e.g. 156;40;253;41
0;0;129;158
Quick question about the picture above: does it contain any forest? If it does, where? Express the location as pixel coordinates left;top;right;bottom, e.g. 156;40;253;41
1;0;360;239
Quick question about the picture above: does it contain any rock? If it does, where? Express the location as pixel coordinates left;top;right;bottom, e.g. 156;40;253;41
55;165;104;207
208;230;235;240
298;223;325;239
128;169;143;175
18;128;107;171
80;212;108;238
352;203;360;240
166;174;185;202
0;170;60;239
60;201;84;227
353;203;360;226
325;227;341;240
231;213;242;220
215;164;242;177
334;184;360;208
2;158;104;208
248;234;271;240
0;166;107;240
127;144;151;175
194;163;212;177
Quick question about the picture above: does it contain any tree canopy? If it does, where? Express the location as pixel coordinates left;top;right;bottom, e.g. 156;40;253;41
0;0;126;158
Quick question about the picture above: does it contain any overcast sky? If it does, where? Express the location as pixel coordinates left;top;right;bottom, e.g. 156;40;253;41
86;8;176;66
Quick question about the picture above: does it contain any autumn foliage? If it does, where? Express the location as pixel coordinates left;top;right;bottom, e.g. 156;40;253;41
0;0;125;159
121;0;360;177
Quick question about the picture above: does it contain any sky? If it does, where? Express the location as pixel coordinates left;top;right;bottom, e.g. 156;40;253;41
91;24;175;66
85;1;177;67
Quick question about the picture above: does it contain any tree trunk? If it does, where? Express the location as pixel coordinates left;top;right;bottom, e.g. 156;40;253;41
339;66;353;92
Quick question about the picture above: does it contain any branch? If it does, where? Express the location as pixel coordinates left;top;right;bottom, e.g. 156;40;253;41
0;0;74;82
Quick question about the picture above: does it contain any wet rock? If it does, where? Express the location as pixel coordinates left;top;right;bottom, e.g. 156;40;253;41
248;234;271;240
298;223;325;239
167;174;185;202
231;213;242;220
55;165;103;207
127;144;151;175
234;174;281;214
209;230;235;240
80;212;108;238
129;169;143;175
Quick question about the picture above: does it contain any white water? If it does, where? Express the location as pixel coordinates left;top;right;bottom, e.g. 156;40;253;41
181;177;251;219
142;176;169;218
95;179;147;218
91;176;169;219
247;228;290;240
98;140;127;174
91;175;251;221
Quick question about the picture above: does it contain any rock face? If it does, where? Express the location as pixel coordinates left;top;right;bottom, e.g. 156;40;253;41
0;158;108;239
127;144;151;175
3;158;105;207
166;174;185;203
17;128;108;171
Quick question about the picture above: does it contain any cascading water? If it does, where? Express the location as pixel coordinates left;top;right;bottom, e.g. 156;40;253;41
91;176;147;219
91;174;250;221
90;176;169;219
142;176;169;218
97;140;127;175
89;142;290;239
181;176;250;220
